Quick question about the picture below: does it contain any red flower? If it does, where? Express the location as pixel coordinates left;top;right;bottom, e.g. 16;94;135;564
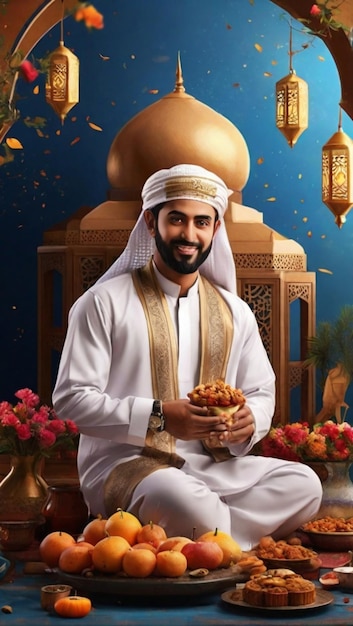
0;388;79;457
19;60;39;83
310;4;322;17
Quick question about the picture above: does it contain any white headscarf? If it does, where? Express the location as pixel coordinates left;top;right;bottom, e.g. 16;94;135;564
96;164;236;294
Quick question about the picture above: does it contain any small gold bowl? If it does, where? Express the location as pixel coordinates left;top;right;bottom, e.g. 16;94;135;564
40;584;72;611
333;566;353;590
0;520;39;551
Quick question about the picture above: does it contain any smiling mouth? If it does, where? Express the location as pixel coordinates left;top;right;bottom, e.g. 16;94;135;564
175;244;199;255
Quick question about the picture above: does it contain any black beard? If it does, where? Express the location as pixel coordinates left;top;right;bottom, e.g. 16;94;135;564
154;228;213;274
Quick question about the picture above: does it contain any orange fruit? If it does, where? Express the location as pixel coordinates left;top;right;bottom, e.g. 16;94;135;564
105;508;142;545
39;531;76;568
122;547;157;577
157;537;193;553
155;550;188;577
135;521;167;548
58;543;94;574
132;542;158;554
92;535;130;574
196;529;242;567
81;515;107;545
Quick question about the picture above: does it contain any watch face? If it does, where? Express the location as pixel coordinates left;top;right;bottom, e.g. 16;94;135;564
149;415;162;430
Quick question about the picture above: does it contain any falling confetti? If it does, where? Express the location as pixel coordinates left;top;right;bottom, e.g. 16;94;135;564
148;89;159;94
307;231;312;237
263;72;272;77
226;24;232;30
33;85;39;94
271;60;278;66
88;122;103;131
318;56;325;62
70;137;81;146
254;43;263;53
6;137;23;149
266;197;276;202
303;217;308;223
257;157;264;165
318;268;333;274
232;83;240;88
99;53;110;60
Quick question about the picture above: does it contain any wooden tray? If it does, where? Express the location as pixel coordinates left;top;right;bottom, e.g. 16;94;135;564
57;566;246;597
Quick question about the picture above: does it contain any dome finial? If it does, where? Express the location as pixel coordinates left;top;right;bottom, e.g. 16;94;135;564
174;51;185;93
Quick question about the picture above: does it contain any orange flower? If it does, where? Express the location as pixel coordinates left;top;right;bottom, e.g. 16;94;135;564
74;4;104;29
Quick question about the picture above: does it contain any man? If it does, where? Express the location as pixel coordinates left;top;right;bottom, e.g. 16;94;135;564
53;164;322;549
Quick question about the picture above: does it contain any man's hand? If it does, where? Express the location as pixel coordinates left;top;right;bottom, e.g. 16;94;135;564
216;405;255;445
162;399;228;441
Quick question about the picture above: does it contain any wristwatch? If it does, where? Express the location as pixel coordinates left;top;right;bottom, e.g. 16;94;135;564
148;399;165;432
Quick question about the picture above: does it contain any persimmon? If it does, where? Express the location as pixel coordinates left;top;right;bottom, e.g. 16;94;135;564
81;514;107;545
132;542;158;554
54;595;92;618
92;535;130;574
58;543;94;574
105;508;142;545
155;550;188;577
39;531;76;568
157;536;193;553
135;521;167;548
122;547;157;577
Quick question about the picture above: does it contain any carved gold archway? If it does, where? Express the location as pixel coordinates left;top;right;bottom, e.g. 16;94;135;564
1;0;353;145
0;0;77;142
272;0;353;120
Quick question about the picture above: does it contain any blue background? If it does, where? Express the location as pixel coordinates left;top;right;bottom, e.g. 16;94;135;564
1;0;352;415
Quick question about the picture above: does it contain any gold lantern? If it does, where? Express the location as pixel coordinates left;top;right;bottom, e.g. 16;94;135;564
45;4;79;124
275;26;308;148
322;108;353;228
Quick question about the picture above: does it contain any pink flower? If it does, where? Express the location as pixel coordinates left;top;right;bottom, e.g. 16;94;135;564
38;429;56;447
64;419;79;435
310;4;322;17
19;60;39;83
15;388;39;408
1;413;20;428
47;419;66;434
0;388;79;457
16;423;32;441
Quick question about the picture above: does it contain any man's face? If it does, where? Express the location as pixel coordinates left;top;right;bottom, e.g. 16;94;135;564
152;199;220;275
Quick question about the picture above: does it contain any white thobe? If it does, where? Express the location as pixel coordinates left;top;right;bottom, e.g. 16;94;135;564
53;265;322;548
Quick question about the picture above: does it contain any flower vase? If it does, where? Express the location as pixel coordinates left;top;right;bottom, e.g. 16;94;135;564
311;460;353;519
0;455;48;522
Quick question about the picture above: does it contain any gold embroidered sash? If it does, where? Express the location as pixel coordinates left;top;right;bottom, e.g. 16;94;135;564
104;260;234;514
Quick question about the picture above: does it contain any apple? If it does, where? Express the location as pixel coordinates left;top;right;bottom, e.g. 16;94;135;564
196;529;242;567
181;540;223;570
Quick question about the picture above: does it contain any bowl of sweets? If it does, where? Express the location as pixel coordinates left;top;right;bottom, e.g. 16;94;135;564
187;380;246;449
301;517;353;552
255;535;318;573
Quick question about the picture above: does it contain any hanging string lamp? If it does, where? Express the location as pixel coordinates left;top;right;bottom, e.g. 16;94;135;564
45;0;79;124
275;25;308;148
322;106;353;228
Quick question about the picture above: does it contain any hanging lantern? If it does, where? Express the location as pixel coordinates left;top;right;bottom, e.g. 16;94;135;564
322;108;353;228
45;4;79;124
275;26;308;148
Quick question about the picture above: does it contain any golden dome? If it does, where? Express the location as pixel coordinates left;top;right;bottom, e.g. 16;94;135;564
106;56;250;198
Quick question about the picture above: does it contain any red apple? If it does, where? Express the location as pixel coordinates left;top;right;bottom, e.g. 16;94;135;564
181;540;223;570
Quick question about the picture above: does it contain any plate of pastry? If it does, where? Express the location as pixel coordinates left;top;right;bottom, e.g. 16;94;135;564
222;570;334;613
